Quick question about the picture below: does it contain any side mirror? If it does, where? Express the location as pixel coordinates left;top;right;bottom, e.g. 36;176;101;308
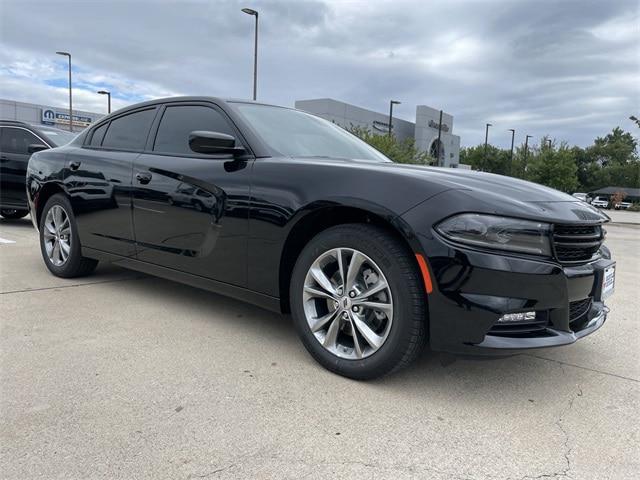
28;144;49;154
189;131;245;156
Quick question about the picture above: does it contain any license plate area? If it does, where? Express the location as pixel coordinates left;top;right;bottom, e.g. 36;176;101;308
601;264;616;300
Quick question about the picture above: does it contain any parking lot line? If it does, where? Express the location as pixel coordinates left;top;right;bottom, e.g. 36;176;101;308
0;237;16;244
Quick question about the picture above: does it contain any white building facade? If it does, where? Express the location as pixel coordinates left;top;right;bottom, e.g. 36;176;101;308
0;99;103;132
295;98;461;167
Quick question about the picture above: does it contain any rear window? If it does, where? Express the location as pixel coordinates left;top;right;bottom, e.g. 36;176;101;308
102;109;156;150
89;123;108;147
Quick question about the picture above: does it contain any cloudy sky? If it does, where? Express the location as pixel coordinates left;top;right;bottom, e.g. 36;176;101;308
1;0;638;148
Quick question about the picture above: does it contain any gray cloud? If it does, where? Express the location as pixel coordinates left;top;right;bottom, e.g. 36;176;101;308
0;0;638;148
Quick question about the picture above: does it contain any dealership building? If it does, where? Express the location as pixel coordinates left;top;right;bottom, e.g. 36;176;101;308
295;98;461;167
0;99;103;132
1;97;461;166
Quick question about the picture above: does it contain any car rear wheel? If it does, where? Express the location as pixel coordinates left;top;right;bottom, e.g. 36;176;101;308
290;224;427;380
0;208;29;219
39;194;98;278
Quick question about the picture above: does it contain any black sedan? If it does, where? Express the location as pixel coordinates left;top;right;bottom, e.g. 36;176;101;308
26;97;615;379
0;120;76;219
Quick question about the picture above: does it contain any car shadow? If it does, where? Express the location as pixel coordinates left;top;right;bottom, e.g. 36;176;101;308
0;217;34;229
102;267;570;399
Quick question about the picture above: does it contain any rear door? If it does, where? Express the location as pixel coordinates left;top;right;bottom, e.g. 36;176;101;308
0;126;48;208
132;102;252;287
66;108;157;257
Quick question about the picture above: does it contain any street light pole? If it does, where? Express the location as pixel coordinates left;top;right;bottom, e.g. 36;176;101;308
436;109;443;166
97;90;111;114
241;8;259;101
483;123;492;171
508;128;515;175
524;134;533;165
56;51;72;132
388;100;401;136
546;138;552;149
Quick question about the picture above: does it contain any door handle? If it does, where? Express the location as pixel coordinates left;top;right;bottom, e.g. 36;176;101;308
69;161;81;170
135;172;152;185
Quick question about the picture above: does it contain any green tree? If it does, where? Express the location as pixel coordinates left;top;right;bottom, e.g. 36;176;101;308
526;145;578;193
460;145;512;175
347;125;433;165
630;115;640;129
587;127;638;166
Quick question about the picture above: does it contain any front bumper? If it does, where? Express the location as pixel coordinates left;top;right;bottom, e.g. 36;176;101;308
411;231;613;356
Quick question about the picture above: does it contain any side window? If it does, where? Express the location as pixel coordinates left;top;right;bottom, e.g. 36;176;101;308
102;109;156;150
153;105;235;155
89;123;109;147
0;128;41;155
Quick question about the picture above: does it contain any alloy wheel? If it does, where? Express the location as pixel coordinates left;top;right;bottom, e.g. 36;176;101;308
303;248;394;359
43;205;71;266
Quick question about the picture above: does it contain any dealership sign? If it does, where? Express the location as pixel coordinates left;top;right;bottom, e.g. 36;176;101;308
41;108;94;128
372;120;391;132
428;119;449;132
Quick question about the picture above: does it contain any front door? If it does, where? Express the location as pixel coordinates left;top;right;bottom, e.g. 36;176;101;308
132;103;252;287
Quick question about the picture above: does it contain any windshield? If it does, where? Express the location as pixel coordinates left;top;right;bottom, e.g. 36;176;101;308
234;103;391;162
34;126;77;146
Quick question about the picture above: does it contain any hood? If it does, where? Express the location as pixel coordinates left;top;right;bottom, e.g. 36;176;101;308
372;163;610;224
373;162;577;203
289;157;609;224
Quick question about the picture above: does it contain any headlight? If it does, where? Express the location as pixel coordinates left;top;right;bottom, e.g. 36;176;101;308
436;214;551;256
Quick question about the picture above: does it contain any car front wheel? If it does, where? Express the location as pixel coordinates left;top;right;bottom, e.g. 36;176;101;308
39;194;98;278
290;224;427;380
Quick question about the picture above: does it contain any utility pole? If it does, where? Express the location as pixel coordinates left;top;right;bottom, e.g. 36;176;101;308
508;128;515;176
483;123;492;171
388;100;401;136
56;51;73;131
524;135;533;174
436;109;443;166
241;8;259;100
97;90;111;113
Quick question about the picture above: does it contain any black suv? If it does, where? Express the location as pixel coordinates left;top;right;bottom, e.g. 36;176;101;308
26;97;616;379
0;120;76;219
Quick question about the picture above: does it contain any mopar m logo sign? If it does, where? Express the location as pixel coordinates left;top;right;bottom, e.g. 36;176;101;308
42;109;56;125
41;108;95;128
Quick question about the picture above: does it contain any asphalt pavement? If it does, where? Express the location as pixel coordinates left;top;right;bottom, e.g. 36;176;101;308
1;216;638;479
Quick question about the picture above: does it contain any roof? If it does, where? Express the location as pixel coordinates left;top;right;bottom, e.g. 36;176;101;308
0;120;30;127
590;186;640;197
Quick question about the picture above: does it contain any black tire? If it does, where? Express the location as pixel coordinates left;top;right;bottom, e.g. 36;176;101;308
0;208;29;219
290;224;427;380
39;194;98;278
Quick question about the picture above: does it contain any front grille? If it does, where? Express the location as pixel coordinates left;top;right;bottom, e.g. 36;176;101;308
569;297;592;322
552;224;603;265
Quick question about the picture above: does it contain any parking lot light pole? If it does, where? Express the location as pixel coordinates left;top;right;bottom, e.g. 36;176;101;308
508;128;515;175
56;51;73;132
436;109;443;166
388;100;401;136
483;123;492;171
241;8;259;101
97;90;111;114
524;135;533;169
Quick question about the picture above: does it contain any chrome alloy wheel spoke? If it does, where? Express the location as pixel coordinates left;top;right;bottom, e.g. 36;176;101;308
44;205;71;267
303;247;394;360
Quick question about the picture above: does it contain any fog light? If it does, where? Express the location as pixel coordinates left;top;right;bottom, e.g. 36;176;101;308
497;311;536;323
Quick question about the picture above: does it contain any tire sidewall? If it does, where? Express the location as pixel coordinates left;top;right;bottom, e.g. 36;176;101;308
290;225;424;379
39;194;84;277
